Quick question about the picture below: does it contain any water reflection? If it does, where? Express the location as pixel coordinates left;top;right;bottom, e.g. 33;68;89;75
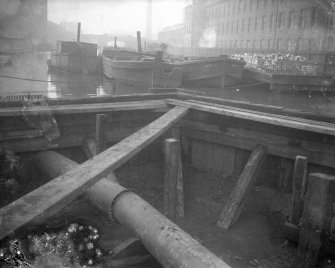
0;52;148;99
1;52;335;114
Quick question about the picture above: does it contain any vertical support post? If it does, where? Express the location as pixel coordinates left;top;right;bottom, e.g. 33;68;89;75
151;51;163;88
295;173;335;268
77;22;81;42
169;128;184;217
290;156;308;225
164;138;183;221
114;36;117;48
96;114;108;154
136;31;142;53
144;41;147;52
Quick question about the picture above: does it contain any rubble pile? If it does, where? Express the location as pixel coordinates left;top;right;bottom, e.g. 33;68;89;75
0;223;104;267
232;53;321;75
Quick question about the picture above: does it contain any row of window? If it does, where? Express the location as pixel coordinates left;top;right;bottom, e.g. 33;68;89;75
211;7;326;36
218;37;319;51
207;0;293;20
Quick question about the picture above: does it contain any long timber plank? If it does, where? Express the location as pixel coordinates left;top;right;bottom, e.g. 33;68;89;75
179;121;335;168
0;106;188;240
0;100;167;116
217;145;267;229
166;99;335;136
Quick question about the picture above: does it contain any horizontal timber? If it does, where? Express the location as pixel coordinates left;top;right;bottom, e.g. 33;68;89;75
167;99;335;136
179;120;335;169
0;106;188;240
0;100;167;116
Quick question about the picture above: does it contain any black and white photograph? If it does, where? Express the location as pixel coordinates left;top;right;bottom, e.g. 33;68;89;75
1;0;335;267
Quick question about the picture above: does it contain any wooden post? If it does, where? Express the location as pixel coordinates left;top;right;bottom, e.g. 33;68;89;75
82;135;97;158
137;31;142;53
164;138;183;221
169;128;184;217
295;173;335;268
278;158;293;192
151;51;163;88
96;114;108;154
77;22;81;42
290;156;308;225
217;145;267;229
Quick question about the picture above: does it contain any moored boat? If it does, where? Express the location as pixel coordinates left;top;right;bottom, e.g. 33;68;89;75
167;56;246;88
102;48;245;88
245;66;335;92
47;41;100;74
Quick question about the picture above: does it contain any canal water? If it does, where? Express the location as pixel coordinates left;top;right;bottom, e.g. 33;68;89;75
1;52;335;114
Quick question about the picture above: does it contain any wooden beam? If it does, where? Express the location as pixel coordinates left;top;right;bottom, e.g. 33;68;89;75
0;100;167;116
152;51;163;88
164;138;184;221
168;128;184;217
290;156;308;225
96;114;108;153
167;99;335;136
82;135;119;183
1;127;142;153
110;237;143;257
177;92;335;123
178;121;335;168
295;173;335;267
0;129;43;141
0;106;188;240
217;145;267;229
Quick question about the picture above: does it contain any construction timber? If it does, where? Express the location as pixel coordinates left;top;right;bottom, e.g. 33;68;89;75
1;89;335;267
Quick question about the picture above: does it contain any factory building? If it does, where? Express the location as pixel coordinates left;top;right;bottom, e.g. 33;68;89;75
158;0;335;58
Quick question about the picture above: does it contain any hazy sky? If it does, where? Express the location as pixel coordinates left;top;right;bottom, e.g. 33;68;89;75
48;0;190;36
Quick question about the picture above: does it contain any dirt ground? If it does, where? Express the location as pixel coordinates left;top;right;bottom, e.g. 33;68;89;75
115;162;297;268
2;161;299;268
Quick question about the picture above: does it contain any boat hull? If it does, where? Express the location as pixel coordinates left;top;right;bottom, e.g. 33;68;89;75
48;52;100;73
101;56;182;88
167;57;245;88
244;67;335;92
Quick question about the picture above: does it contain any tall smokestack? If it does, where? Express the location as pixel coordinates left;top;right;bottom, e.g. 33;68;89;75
146;0;152;40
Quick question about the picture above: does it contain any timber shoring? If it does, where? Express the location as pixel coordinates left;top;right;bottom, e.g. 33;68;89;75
0;106;188;240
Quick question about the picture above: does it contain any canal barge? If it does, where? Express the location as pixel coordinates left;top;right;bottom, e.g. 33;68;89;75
166;56;246;88
1;91;335;267
102;48;245;88
244;66;335;92
101;48;183;88
47;41;100;74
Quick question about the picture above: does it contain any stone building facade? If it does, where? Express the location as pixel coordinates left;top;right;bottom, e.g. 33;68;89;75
158;0;335;55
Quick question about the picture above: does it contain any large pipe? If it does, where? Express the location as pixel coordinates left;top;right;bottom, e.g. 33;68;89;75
35;151;230;268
